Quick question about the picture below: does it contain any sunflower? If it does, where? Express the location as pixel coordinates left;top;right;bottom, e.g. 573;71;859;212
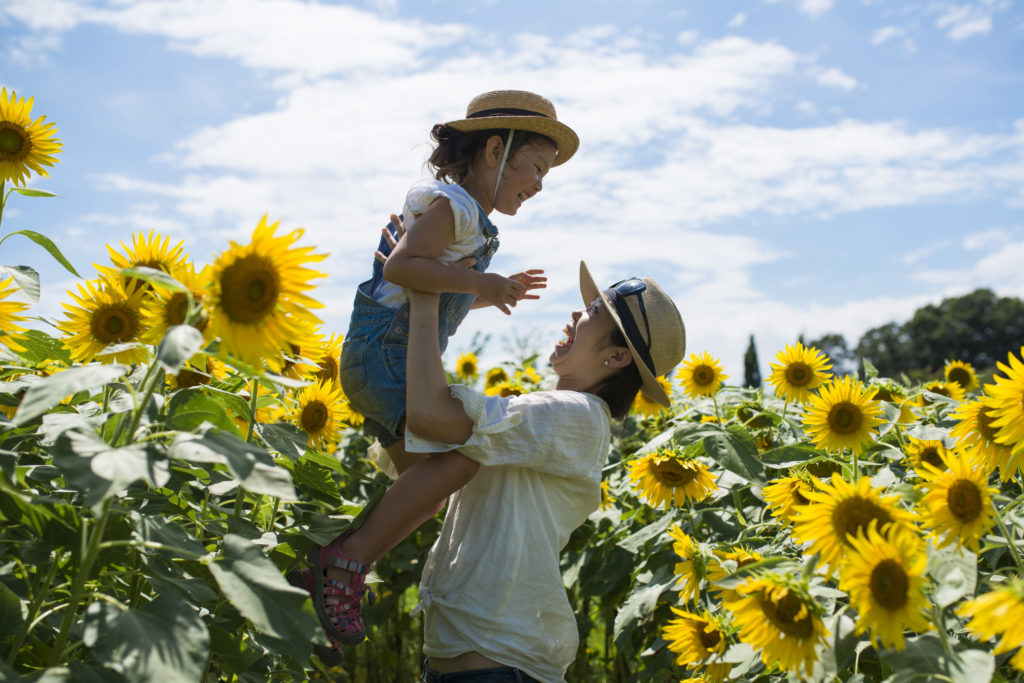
484;366;508;389
945;360;979;393
802;375;884;455
265;317;325;380
916;447;996;552
724;574;829;676
486;379;523;397
668;525;706;603
767;342;832;404
707;546;765;603
791;473;916;574
677;351;727;399
598;480;616;511
168;356;229;389
839;522;931;650
763;474;815;525
0;276;29;353
455;351;478;381
918;380;965;407
289;381;349;451
958;579;1024;672
950;399;1021;482
628;449;717;509
903;436;950;474
314;333;344;384
518;365;542;385
632;375;674;416
58;276;150;365
96;229;191;295
983;346;1024;454
662;607;729;678
207;215;326;367
869;381;917;424
0;88;62;186
140;263;212;346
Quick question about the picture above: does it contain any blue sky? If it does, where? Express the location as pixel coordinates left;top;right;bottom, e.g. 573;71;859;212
2;0;1022;381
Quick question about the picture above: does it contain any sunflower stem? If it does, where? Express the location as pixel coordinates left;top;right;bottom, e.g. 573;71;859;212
0;179;6;230
931;601;955;661
731;489;748;528
712;394;722;423
850;449;859;481
992;501;1024;575
118;362;161;447
245;378;259;444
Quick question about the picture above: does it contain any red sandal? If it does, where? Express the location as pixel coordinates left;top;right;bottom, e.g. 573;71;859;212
285;568;345;664
307;535;374;645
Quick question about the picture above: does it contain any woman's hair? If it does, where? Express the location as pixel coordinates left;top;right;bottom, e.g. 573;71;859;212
592;326;644;420
428;124;556;184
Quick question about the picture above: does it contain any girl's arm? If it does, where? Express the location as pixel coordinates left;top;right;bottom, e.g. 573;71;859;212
382;204;524;315
404;288;475;445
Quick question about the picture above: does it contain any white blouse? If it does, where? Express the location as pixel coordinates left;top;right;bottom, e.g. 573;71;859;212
406;386;611;683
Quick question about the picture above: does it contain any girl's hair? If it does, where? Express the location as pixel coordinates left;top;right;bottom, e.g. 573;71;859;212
428;124;556;184
592;326;644;420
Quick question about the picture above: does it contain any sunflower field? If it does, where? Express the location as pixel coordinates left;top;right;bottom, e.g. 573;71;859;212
3;90;1024;683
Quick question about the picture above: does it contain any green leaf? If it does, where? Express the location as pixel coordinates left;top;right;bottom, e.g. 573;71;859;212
702;424;766;486
120;266;187;292
87;595;210;683
758;443;820;468
927;545;977;608
53;432;169;513
168;431;297;500
6;329;72;365
9;187;58;198
289;460;342;504
616;512;675;555
613;565;674;642
0;581;24;638
0;265;40;303
206;534;321;662
155;325;204;373
258;422;307;461
863;357;879;379
166;389;241;436
11;364;129;426
0;229;80;277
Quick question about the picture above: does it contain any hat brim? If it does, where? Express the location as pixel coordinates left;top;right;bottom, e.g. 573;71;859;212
447;115;579;166
579;261;670;407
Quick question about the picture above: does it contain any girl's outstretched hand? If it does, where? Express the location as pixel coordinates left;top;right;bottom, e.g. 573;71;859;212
508;269;546;301
374;213;408;264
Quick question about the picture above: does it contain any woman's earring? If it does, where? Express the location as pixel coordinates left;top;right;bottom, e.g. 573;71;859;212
604;360;609;366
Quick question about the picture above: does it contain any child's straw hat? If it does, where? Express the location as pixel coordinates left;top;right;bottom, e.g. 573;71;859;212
446;90;579;166
579;261;686;407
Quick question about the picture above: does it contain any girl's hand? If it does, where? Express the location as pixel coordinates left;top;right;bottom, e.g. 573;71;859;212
508;269;546;301
476;273;526;315
374;214;407;264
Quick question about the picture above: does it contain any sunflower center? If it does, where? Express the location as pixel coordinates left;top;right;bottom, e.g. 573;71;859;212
652;459;699;487
785;362;812;387
699;624;722;651
832;497;893;546
0;124;29;160
873;388;895;403
168;292;190;326
791;486;810;506
946;479;982;522
90;303;139;344
762;591;814;639
828;401;863;434
300;400;329;433
869;559;909;610
219;255;280;325
919;447;945;470
176;365;211;388
316;356;339;383
929;385;950;398
693;365;714;386
976;408;1001;442
947;367;972;389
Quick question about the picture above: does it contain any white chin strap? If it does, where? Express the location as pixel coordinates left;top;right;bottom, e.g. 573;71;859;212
492;129;515;206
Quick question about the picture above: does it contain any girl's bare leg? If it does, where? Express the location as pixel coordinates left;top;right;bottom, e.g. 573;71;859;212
326;450;478;583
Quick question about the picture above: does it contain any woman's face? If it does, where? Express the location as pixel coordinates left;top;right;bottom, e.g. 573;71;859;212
549;297;621;385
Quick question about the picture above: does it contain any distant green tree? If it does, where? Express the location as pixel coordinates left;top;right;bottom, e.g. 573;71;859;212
807;332;855;376
743;334;761;387
854;289;1024;378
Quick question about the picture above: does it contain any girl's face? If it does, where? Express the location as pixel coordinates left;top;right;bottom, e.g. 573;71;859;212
492;140;557;216
550;298;626;390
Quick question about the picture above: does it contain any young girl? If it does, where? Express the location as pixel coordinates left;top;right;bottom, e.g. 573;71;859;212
339;89;578;475
309;91;580;648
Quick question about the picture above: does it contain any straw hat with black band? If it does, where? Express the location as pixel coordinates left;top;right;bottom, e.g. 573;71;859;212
445;90;579;167
579;261;686;407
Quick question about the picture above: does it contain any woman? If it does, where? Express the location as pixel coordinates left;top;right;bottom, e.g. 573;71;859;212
313;260;685;681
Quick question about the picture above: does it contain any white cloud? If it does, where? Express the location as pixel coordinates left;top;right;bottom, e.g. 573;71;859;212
936;4;993;40
871;25;906;45
816;67;858;90
728;12;747;28
799;0;834;19
795;99;817;115
676;29;699;45
963;227;1013;250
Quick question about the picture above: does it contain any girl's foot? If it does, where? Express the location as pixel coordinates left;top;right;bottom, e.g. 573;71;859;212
307;535;373;645
285;569;345;664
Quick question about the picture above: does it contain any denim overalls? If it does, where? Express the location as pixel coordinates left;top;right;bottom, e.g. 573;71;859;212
339;209;499;448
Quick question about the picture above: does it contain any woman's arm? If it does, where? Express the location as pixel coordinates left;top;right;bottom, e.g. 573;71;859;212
404;288;475;445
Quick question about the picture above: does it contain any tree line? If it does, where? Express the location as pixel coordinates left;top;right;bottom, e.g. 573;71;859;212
742;288;1024;386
